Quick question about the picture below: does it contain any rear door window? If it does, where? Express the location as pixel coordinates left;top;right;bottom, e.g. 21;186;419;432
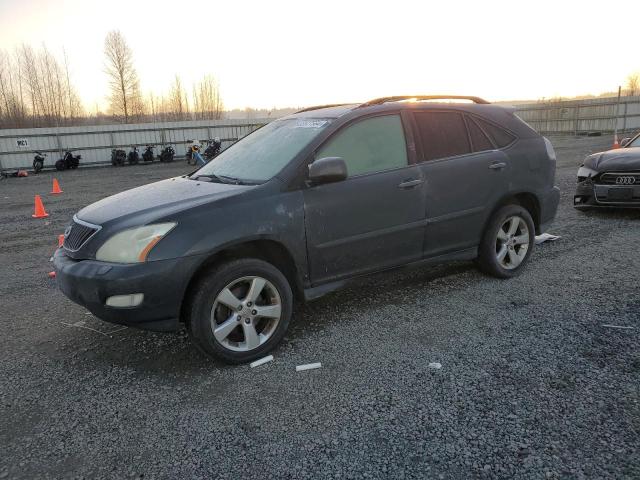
413;111;471;161
316;114;408;177
472;117;516;148
466;116;495;152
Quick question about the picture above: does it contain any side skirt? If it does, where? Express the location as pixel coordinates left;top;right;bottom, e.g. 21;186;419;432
303;247;478;302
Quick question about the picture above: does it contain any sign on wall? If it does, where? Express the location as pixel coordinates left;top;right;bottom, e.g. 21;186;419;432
16;138;29;149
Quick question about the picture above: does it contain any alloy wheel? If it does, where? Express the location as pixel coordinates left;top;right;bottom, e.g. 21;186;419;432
495;215;530;270
210;276;282;352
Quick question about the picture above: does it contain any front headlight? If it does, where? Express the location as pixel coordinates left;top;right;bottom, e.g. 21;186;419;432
577;165;598;180
95;223;176;263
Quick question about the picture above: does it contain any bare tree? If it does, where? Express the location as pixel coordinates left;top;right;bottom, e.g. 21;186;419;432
104;30;141;123
169;75;187;120
626;72;640;97
0;50;28;128
192;74;223;120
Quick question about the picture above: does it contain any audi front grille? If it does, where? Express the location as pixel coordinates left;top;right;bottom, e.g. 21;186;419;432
599;172;640;185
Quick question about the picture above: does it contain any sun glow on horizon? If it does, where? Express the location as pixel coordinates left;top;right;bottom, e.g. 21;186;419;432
1;0;639;112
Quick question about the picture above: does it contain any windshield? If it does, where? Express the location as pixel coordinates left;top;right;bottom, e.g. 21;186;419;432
628;135;640;148
193;118;331;183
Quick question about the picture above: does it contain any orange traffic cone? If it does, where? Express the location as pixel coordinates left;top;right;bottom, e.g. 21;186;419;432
612;133;620;149
58;234;65;247
51;178;63;194
32;195;49;218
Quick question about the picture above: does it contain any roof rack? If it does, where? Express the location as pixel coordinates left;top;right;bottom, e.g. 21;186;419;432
296;103;354;114
359;95;490;108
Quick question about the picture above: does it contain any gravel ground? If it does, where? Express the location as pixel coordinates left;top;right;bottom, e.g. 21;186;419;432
0;137;638;479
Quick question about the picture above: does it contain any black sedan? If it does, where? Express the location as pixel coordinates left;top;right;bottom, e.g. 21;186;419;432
575;132;640;208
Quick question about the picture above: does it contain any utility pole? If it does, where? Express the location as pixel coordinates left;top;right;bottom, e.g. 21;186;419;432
613;85;621;137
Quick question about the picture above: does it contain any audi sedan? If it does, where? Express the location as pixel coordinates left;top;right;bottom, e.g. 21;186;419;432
574;132;640;208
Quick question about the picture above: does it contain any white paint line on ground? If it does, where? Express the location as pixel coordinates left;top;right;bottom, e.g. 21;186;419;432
428;362;442;369
250;355;274;368
61;322;110;337
601;324;635;330
296;362;322;372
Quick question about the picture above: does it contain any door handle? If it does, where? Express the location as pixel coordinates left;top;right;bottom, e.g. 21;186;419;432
489;162;507;170
397;178;424;189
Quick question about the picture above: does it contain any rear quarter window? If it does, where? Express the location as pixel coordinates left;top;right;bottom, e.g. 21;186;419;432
472;116;516;148
465;116;494;152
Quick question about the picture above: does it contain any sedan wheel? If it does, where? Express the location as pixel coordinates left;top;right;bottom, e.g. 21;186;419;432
211;276;282;352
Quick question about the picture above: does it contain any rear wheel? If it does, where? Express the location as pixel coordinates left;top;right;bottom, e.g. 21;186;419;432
477;205;535;278
55;159;65;171
187;259;293;364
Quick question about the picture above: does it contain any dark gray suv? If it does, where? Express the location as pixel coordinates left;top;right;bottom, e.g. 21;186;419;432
54;95;560;363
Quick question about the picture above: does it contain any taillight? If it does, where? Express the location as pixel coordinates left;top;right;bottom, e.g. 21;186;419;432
543;137;556;162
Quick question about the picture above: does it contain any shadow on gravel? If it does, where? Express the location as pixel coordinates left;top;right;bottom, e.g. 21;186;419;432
65;260;477;372
576;208;640;220
287;261;476;336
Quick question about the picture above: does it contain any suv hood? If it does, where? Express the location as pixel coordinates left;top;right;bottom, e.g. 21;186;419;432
77;176;251;226
584;147;640;172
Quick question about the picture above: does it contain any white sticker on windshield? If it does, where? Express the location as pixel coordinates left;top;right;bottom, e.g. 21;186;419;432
293;120;328;129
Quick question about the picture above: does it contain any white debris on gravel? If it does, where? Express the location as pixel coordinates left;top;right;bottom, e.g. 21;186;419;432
428;362;442;369
296;362;322;372
250;355;274;368
535;233;561;244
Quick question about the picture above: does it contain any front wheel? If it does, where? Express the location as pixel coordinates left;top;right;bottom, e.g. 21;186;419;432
55;159;65;171
33;160;43;173
477;205;535;278
187;259;293;364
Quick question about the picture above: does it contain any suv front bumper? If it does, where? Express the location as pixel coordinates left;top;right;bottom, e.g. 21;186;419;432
53;249;204;332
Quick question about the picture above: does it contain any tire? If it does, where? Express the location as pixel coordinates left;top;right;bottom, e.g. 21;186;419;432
55;159;65;171
187;258;293;364
476;204;535;279
33;160;43;174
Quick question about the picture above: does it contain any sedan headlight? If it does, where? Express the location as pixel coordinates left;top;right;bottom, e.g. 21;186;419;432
96;223;176;263
577;165;598;180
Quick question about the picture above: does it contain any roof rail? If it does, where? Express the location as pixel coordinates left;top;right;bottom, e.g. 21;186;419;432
296;103;354;114
359;95;490;108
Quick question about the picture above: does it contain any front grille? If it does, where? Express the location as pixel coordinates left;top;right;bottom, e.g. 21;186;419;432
599;172;640;185
63;218;99;251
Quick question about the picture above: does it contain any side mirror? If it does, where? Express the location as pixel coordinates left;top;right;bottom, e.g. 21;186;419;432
308;157;347;185
620;137;631;147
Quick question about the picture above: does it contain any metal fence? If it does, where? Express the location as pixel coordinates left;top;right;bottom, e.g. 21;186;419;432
0;119;271;170
4;97;640;169
513;95;640;136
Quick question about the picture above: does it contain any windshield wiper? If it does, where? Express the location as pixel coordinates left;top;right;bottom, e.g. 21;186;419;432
215;175;258;185
191;173;228;183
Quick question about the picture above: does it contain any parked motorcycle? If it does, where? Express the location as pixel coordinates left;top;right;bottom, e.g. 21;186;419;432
127;146;140;165
33;152;47;173
203;138;222;161
55;151;81;171
159;145;175;162
111;149;126;166
142;146;155;162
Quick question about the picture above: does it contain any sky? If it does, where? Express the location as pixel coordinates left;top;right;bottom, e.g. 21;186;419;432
1;0;639;111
